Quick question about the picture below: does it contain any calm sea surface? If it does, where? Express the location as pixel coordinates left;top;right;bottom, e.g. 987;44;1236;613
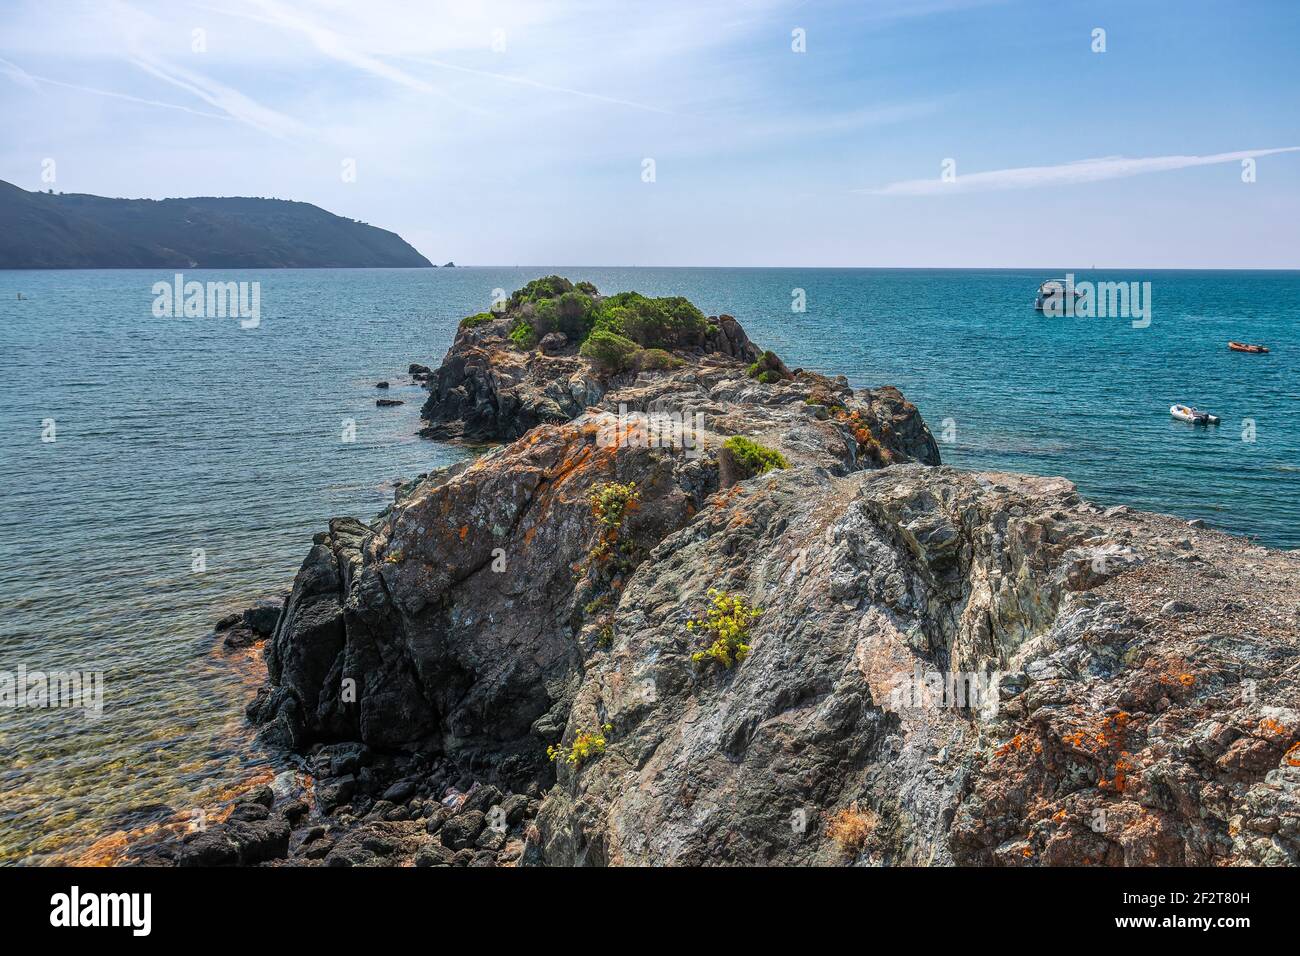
1;267;1297;864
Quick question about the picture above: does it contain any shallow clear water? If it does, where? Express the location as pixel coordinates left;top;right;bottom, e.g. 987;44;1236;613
0;266;1296;864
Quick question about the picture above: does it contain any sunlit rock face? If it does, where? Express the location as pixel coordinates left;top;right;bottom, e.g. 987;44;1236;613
251;300;1299;868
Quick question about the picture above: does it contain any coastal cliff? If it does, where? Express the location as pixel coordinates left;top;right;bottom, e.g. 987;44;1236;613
0;180;432;268
162;278;1299;868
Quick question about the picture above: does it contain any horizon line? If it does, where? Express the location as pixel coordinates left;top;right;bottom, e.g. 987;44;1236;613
4;264;1298;273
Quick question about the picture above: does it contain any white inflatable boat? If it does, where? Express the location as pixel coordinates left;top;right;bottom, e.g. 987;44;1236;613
1170;404;1220;425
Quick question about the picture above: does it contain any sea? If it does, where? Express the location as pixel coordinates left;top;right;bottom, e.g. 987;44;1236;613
1;266;1296;864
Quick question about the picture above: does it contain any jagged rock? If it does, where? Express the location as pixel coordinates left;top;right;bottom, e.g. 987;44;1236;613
176;817;290;867
242;301;1298;868
441;811;486;850
539;332;569;355
415;843;455;867
381;780;417;803
240;603;279;636
315;774;356;814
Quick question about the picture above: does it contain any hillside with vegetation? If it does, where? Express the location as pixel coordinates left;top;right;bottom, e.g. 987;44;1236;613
0;180;432;268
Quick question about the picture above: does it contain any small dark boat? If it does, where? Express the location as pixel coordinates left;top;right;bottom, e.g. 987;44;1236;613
1228;341;1269;354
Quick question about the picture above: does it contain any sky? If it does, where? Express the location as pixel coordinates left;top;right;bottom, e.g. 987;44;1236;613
1;0;1298;268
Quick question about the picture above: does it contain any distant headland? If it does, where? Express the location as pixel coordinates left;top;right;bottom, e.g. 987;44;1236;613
0;180;432;269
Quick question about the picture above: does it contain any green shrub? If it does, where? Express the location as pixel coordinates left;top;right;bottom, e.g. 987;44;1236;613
460;312;494;329
509;275;574;308
590;292;707;349
529;298;559;337
633;348;686;372
576;281;599;296
556;291;597;340
757;369;782;385
688;589;763;668
509;321;537;350
580;330;640;373
724;436;789;475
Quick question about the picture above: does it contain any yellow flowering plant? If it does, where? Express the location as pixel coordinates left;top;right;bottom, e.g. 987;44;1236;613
547;725;613;767
687;589;763;668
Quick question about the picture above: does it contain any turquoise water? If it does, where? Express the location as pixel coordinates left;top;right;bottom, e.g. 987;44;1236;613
0;266;1296;863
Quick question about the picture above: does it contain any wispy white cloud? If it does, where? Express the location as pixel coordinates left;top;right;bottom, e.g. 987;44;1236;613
0;54;233;120
0;55;40;91
128;55;306;139
862;147;1300;195
394;53;676;116
238;0;488;114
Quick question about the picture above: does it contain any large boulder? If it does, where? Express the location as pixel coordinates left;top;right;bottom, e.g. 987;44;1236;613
249;302;1300;867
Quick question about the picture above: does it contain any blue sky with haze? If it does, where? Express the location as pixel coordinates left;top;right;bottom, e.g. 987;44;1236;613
2;0;1297;267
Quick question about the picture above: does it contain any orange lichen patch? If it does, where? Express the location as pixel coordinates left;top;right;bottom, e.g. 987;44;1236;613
459;525;469;541
995;734;1026;757
835;408;893;463
1258;717;1288;737
711;484;748;509
1021;846;1033;858
1051;808;1068;823
546;442;603;491
1285;742;1300;767
1099;752;1137;793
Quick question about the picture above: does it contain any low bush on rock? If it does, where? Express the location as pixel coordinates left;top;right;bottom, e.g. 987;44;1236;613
487;278;716;363
579;330;640;373
723;436;789;476
747;349;792;382
688;589;763;668
509;322;537;350
460;311;495;329
509;275;574;308
633;348;686;372
592;291;708;350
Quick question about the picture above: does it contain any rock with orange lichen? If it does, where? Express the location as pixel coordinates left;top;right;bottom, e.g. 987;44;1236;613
254;411;718;788
245;288;1299;868
533;465;1299;867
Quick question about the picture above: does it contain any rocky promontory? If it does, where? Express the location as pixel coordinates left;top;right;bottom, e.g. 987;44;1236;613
154;277;1299;868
